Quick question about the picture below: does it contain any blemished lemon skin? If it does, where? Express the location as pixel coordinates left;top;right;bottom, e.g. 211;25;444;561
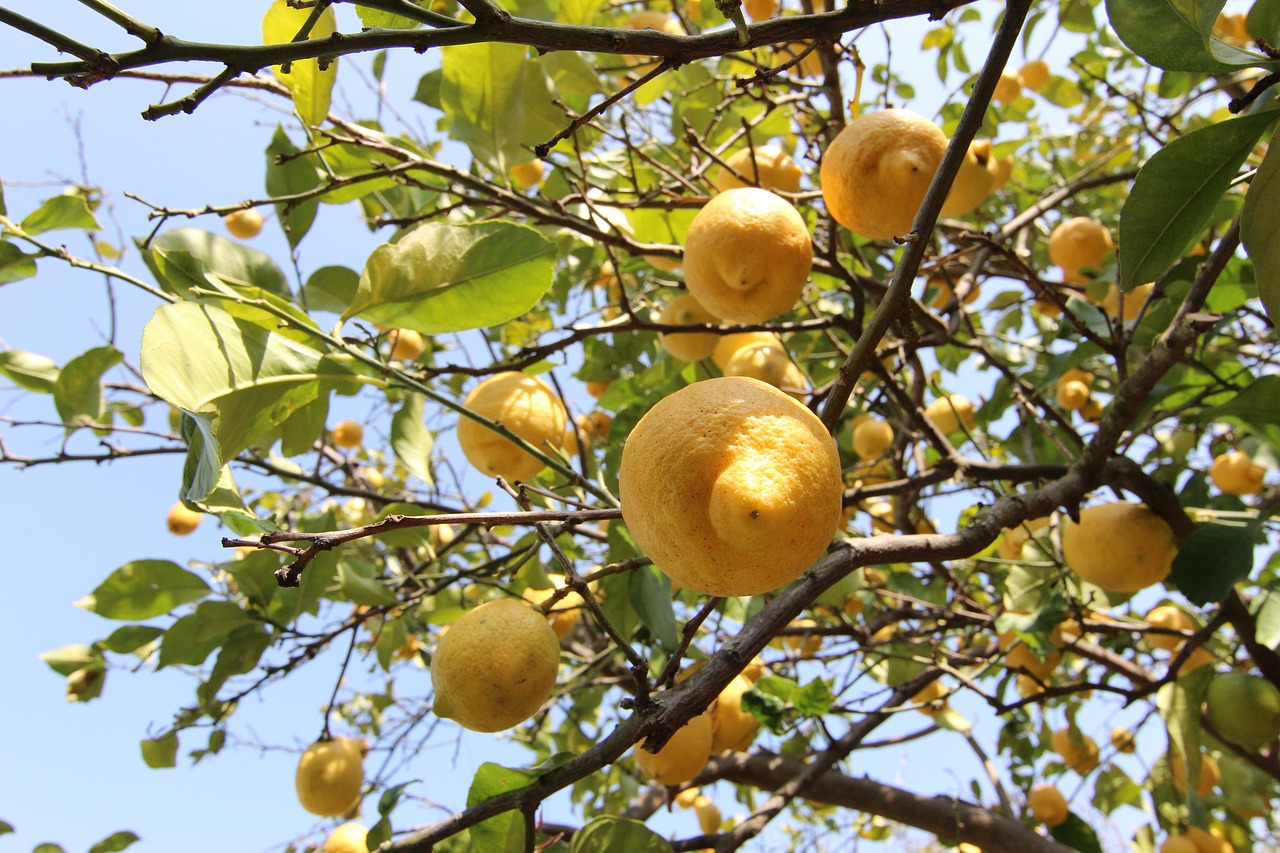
658;293;720;362
1027;784;1069;827
456;372;568;482
720;341;809;400
1210;450;1266;495
166;502;202;536
633;712;714;785
1048;216;1114;283
1061;501;1178;593
430;598;561;732
296;737;365;817
324;822;370;853
714;145;803;194
683;187;813;324
618;377;843;597
820;109;948;240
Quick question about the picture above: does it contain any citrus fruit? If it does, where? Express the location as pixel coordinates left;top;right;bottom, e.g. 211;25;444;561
923;394;976;435
1027;784;1069;827
1184;826;1234;853
997;515;1050;560
1048;216;1114;283
521;574;586;640
1050;728;1099;774
585;379;611;398
852;416;894;459
1060;501;1178;593
1209;450;1265;495
820;109;947;240
998;632;1060;680
509;158;544;191
1206;672;1280;750
618;377;843;596
683;187;813;323
1144;604;1194;651
331;420;364;449
296;736;365;816
993;70;1023;103
387;328;425;361
709;674;759;753
166;502;202;536
456;372;568;482
694;795;722;833
224;208;264;239
430;598;561;732
658;293;720;362
743;0;777;21
1110;725;1136;754
633;712;713;785
712;331;784;370
324;822;369;853
622;11;683;70
912;680;947;716
782;618;823;657
1018;59;1050;90
924;276;981;308
1160;835;1200;853
674;787;701;808
1056;379;1091;411
720;340;809;400
714;145;803;194
1101;282;1155;321
1170;750;1220;796
940;139;1000;217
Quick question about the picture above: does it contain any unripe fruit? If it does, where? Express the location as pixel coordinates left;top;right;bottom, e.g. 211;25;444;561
224;208;264;239
166;502;202;535
331;420;364;449
1206;672;1280;750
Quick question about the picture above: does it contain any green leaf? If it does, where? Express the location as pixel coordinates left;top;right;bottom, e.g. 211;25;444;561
192;464;267;536
88;831;141;853
265;126;320;249
1119;108;1279;288
466;763;539;853
338;560;397;607
157;601;255;668
140;732;179;769
1105;0;1272;71
141;302;354;462
345;221;555;333
792;678;834;716
1189;374;1280;447
39;643;102;676
141;228;290;299
1170;522;1257;605
1250;0;1280;44
391;393;434;485
262;0;337;126
1157;665;1213;802
630;566;678;650
1252;580;1280;648
19;193;101;235
1093;765;1146;815
53;345;121;427
0;820;11;835
179;412;223;503
0;240;37;283
198;626;271;704
32;844;66;853
1242;129;1280;325
1048;812;1103;853
358;3;425;27
569;816;674;853
742;675;794;733
300;265;359;313
75;560;211;621
0;349;58;392
102;625;165;654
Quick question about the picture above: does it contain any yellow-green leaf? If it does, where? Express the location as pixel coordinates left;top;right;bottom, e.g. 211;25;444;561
1243;133;1280;325
263;0;338;127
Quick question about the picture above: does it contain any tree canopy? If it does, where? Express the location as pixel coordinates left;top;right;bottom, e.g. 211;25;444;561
3;0;1280;851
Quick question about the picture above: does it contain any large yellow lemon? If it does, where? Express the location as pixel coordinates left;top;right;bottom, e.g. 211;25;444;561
1061;501;1178;593
618;377;842;596
296;736;364;816
633;712;713;785
456;372;568;482
683;187;813;323
430;598;561;732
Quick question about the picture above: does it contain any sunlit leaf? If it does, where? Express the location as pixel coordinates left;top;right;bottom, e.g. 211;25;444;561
0;349;58;392
75;560;211;620
1242;132;1280;324
338;560;397;606
0;240;37;283
300;265;359;313
262;0;338;126
54;345;122;428
141;228;290;299
157;601;255;669
1252;580;1280;649
467;763;539;853
1105;0;1272;71
102;625;165;654
140;732;179;769
265;126;320;249
569;816;673;853
88;831;141;853
391;393;434;485
19;193;101;235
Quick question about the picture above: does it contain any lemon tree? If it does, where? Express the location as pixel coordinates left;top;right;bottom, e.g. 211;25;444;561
5;0;1280;852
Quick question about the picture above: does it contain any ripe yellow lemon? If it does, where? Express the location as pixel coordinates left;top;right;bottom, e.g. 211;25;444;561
166;502;202;536
430;598;561;732
709;674;759;753
694;796;722;833
1160;836;1201;853
674;787;701;808
912;680;948;716
993;70;1023;103
923;394;976;435
743;0;777;21
633;712;713;785
782;618;823;657
998;632;1060;680
1027;784;1069;827
618;377;843;596
1049;217;1114;283
457;372;568;482
324;822;369;853
1101;282;1155;321
387;328;425;361
296;736;365;816
1170;750;1220;796
711;331;783;370
1050;728;1099;774
331;420;364;449
1206;672;1280;750
683;187;813;323
585;379;611;399
521;575;585;640
852;416;894;459
720;341;809;400
1056;379;1091;411
940;139;999;217
820;109;947;240
997;516;1050;560
1061;501;1178;593
714;145;803;194
509;158;545;191
658;293;721;362
1210;450;1265;495
1018;59;1050;90
1144;604;1194;651
224;208;264;239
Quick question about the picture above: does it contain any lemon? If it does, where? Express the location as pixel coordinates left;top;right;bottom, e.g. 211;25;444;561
456;372;568;482
694;796;722;833
743;0;777;21
992;70;1023;103
923;394;976;435
296;736;365;816
782;618;823;657
940;139;1000;216
1055;379;1091;411
852;416;894;459
623;11;683;70
166;502;202;536
998;631;1060;680
1027;784;1069;827
224;208;264;239
1160;836;1201;853
585;379;611;399
714;145;803;194
674;787;701;808
430;598;561;732
720;341;809;400
1209;451;1265;495
331;420;364;449
1049;217;1114;283
387;328;425;361
324;822;369;853
618;377;843;596
820;109;947;240
709;674;759;753
996;516;1050;560
658;293;721;362
1061;501;1178;593
711;331;784;370
1050;728;1099;774
683;187;813;323
1101;282;1155;321
911;680;947;716
1184;826;1234;853
924;276;981;308
1018;59;1050;90
1144;604;1194;651
633;712;713;785
1170;750;1220;796
1110;726;1136;754
1206;672;1280;750
509;158;544;191
521;575;585;640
